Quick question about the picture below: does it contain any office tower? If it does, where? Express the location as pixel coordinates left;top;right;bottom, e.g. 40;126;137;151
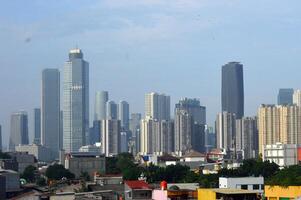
293;89;301;106
63;48;89;152
89;120;101;145
140;118;154;155
9;111;29;151
60;111;63;150
129;113;142;154
94;91;109;120
278;88;294;105
216;112;236;151
118;101;130;131
33;108;41;144
41;69;60;157
145;92;170;120
174;98;206;155
120;132;128;153
221;62;244;119
205;126;215;152
106;101;118;120
236;117;258;159
258;104;301;155
101;119;121;156
154;120;174;154
0;125;2;151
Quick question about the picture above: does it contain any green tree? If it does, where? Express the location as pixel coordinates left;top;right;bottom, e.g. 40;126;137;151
0;151;11;159
36;177;47;186
266;165;301;187
45;164;75;180
21;165;37;183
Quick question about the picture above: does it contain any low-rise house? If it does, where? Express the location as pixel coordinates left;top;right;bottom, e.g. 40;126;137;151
198;188;260;200
64;152;106;179
124;180;152;200
219;177;264;194
265;185;301;200
0;169;20;193
181;150;206;162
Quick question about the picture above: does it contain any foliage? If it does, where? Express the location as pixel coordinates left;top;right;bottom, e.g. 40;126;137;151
0;151;11;159
80;171;90;181
45;164;75;180
36;177;47;186
21;165;37;183
266;165;301;187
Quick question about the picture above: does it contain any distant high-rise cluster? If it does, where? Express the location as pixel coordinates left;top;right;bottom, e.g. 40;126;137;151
9;111;29;151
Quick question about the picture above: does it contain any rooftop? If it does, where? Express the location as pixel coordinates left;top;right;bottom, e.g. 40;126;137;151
125;180;151;190
201;188;259;195
183;150;206;158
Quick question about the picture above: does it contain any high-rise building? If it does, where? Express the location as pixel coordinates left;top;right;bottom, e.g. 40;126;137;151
9;111;29;151
101;119;121;156
129;113;142;154
94;91;109;121
236;117;258;159
216;112;236;151
145;92;170;120
205;126;215;152
89;120;101;145
278;88;294;105
41;69;60;157
118;101;130;131
221;62;244;119
33;108;41;145
63;48;89;153
106;101;118;120
258;104;301;155
174;98;206;155
140;118;154;155
293;89;301;106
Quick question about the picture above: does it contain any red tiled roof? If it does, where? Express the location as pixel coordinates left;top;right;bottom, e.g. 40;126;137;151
125;180;151;189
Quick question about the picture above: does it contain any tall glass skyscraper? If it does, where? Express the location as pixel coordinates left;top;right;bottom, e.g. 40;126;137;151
106;101;118;120
278;88;294;105
221;62;244;119
9;111;29;151
118;101;130;131
33;108;41;144
94;91;109;120
63;48;89;152
41;69;60;157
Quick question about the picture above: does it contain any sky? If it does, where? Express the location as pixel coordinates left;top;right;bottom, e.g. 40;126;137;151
1;0;301;148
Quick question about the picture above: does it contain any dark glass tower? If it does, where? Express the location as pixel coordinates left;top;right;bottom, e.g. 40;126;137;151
221;62;244;119
277;88;293;105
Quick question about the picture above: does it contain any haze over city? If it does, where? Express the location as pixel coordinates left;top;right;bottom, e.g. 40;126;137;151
1;0;301;145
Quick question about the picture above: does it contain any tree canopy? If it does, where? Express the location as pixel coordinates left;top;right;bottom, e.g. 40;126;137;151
266;165;301;187
21;165;37;183
45;164;75;180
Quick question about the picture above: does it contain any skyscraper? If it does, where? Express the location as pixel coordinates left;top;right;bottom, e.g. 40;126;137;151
9;111;29;151
278;88;294;105
33;108;41;145
236;117;258;159
94;91;109;121
63;48;89;152
293;89;301;106
0;125;2;151
174;98;206;155
41;69;60;157
145;92;170;120
106;101;118;120
101;119;121;156
216;112;236;151
257;104;301;155
221;62;244;119
118;101;130;131
129;113;142;154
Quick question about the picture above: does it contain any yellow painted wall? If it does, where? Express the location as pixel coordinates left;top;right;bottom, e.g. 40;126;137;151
265;185;301;199
197;189;216;200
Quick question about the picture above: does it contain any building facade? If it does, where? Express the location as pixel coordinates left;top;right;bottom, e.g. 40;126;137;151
9;111;29;151
293;89;301;106
101;119;121;156
63;48;89;153
221;62;244;119
106;101;118;120
216;112;236;151
119;101;130;131
15;144;55;163
129;113;142;154
94;91;109;121
41;68;60;157
145;92;170;120
33;108;41;145
278;88;294;105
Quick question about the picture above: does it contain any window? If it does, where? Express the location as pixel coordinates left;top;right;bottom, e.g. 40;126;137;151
253;184;259;190
241;185;248;190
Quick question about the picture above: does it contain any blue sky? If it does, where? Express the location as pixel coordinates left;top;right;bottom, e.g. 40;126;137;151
1;0;301;147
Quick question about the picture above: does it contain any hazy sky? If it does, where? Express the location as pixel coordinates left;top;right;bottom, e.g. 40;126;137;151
1;0;301;147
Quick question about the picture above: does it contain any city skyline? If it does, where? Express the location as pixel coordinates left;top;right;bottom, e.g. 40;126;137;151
1;1;301;146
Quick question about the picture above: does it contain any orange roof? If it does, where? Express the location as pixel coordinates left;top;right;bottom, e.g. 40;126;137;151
125;180;151;189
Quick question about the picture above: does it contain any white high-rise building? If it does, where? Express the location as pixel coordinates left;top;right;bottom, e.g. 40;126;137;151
94;91;109;121
63;48;89;153
293;89;301;106
101;119;121;156
145;92;170;120
216;112;236;151
41;69;60;157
